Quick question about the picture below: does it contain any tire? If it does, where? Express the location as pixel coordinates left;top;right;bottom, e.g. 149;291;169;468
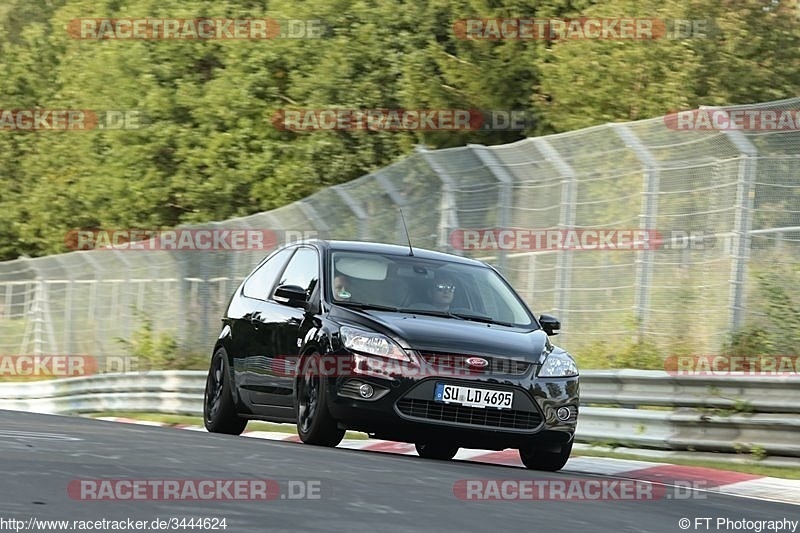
415;442;459;460
203;348;247;435
519;440;573;471
295;353;345;447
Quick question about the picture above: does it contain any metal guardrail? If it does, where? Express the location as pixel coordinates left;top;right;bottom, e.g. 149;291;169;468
580;370;800;413
1;370;798;457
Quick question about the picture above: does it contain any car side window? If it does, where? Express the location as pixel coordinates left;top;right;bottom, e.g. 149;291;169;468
274;247;319;297
242;248;293;300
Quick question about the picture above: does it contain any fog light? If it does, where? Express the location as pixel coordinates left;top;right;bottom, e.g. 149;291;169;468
359;384;374;399
556;407;572;421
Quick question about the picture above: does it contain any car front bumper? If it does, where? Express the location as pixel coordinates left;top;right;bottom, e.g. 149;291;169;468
325;356;579;450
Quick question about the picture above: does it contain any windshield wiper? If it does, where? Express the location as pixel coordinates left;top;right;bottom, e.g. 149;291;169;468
334;301;400;312
397;307;457;318
397;307;511;326
448;312;515;327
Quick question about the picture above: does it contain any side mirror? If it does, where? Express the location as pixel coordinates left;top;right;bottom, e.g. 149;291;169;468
539;314;560;336
275;284;309;308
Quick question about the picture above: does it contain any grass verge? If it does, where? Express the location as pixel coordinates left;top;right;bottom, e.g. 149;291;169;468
574;447;800;479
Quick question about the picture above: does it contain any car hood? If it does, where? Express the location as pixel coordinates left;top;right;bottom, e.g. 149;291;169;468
330;307;550;362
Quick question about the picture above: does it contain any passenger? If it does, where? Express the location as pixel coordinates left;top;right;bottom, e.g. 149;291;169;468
333;274;352;301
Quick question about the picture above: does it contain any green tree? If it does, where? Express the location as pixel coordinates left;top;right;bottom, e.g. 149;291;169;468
0;0;798;259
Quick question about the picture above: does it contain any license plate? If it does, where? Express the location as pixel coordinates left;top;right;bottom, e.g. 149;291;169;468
434;383;513;409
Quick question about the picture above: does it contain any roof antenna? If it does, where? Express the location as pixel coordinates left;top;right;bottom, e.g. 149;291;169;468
399;208;414;256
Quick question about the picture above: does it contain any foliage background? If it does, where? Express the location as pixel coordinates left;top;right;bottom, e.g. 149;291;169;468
1;0;797;260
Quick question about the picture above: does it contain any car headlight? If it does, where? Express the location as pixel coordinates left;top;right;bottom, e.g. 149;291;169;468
538;352;579;377
340;326;409;361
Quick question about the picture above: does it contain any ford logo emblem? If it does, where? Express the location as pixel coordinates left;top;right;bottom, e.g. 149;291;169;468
465;357;489;368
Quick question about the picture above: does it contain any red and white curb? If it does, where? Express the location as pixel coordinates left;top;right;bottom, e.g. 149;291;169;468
95;417;800;506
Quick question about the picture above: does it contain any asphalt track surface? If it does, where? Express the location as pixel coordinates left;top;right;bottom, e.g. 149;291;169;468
0;410;796;532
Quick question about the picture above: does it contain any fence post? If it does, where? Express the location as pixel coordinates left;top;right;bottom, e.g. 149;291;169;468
613;124;659;339
54;254;77;355
21;260;58;356
722;117;758;332
468;144;514;273
298;199;331;240
374;172;409;244
333;185;369;240
416;146;461;254
526;253;537;304
176;251;191;355
533;138;576;336
199;221;228;353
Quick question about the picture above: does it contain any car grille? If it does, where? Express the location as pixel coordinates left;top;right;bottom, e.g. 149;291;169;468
417;352;532;376
396;398;542;430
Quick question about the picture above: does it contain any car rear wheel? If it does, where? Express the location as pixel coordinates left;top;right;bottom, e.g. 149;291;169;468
204;348;247;435
296;353;345;447
415;442;460;460
519;440;573;471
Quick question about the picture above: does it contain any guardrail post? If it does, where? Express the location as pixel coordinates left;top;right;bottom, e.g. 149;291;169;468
533;138;576;335
720;116;758;332
468;144;514;273
613;124;659;338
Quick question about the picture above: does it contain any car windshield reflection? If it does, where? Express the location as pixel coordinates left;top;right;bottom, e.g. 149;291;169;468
329;251;533;328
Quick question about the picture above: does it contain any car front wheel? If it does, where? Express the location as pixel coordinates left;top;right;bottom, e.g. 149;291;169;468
519;440;573;471
204;348;247;435
295;353;345;447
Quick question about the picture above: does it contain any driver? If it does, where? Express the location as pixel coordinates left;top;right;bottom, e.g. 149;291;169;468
428;273;457;310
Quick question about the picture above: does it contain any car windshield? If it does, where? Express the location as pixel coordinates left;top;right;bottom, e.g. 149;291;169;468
329;250;535;328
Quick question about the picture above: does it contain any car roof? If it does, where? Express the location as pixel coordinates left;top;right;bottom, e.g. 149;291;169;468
300;239;489;268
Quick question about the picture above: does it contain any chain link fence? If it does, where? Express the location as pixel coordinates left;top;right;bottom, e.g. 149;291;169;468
1;98;798;362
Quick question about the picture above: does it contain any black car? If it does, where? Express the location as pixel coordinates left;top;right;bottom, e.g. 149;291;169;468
203;239;579;471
